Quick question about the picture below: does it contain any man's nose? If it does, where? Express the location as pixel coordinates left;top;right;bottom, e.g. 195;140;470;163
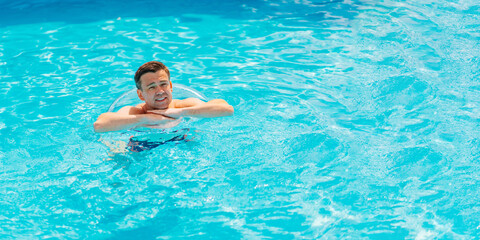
155;87;164;94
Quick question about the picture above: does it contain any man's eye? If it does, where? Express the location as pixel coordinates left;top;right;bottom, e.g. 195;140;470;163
149;86;155;90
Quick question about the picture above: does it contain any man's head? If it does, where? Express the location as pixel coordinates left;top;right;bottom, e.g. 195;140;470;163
134;61;170;90
135;61;173;110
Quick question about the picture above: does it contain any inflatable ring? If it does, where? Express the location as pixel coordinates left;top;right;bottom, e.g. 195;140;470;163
108;83;207;112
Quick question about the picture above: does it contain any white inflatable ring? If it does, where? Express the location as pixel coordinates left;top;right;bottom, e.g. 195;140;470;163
108;83;207;112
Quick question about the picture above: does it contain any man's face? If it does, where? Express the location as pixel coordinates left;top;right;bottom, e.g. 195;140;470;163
137;70;173;110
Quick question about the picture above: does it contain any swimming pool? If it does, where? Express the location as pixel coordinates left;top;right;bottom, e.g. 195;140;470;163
1;0;479;238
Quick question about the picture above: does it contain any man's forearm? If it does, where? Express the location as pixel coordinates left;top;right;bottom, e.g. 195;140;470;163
94;112;144;133
182;103;234;118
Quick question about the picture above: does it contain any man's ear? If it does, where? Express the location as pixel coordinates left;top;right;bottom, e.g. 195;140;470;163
169;80;173;90
137;89;145;101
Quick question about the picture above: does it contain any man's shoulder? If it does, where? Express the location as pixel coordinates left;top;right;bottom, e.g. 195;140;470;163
117;104;146;114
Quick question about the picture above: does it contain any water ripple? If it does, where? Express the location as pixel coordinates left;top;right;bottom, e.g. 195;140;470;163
1;0;479;238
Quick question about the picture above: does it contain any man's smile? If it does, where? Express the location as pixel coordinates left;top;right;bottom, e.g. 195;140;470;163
155;96;167;102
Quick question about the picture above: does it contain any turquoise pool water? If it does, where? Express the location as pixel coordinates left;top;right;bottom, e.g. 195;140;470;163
1;0;479;239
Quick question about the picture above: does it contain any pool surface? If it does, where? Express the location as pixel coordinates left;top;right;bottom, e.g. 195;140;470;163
1;0;479;239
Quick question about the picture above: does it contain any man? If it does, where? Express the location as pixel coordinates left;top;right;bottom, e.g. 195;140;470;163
94;61;234;133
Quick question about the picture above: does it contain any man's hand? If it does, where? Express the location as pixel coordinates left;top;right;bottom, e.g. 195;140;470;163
139;113;181;128
141;113;179;124
147;108;185;119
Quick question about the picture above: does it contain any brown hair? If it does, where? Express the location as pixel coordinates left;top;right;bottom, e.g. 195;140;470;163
134;61;170;89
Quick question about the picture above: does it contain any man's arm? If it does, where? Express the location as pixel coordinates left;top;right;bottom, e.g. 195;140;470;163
148;98;234;119
93;106;176;133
